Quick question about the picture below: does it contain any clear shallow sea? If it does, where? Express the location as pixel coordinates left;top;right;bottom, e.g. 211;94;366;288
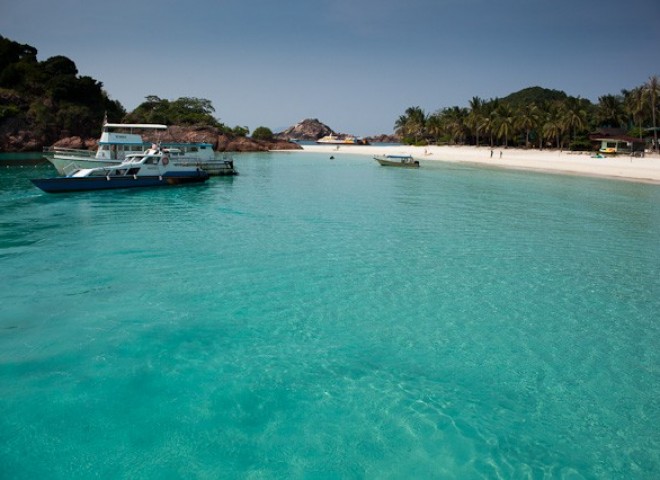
1;153;659;479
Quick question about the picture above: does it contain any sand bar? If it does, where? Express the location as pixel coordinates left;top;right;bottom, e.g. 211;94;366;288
294;144;660;185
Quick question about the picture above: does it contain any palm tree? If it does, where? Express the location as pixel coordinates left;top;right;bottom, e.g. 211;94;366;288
394;114;409;139
595;94;626;128
494;104;515;147
543;103;565;149
645;75;659;151
561;97;588;143
481;100;499;147
441;106;468;144
515;104;541;148
394;106;427;144
624;87;646;139
426;113;443;143
467;96;485;147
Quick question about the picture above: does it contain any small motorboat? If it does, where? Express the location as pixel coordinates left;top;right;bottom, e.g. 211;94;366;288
373;154;420;168
31;147;209;193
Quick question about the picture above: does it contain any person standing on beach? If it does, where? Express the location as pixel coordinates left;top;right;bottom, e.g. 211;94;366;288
490;150;493;158
499;151;502;159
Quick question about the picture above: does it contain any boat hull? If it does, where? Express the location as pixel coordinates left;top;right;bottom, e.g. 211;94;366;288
48;155;118;175
374;157;420;168
31;171;209;193
48;155;237;176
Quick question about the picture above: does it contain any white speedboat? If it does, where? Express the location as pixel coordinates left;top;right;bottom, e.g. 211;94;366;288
31;147;209;193
373;154;420;168
43;123;220;174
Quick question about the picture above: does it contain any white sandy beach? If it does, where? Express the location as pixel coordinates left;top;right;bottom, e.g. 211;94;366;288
296;144;660;185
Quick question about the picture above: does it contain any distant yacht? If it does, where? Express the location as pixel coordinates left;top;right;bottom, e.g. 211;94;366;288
316;134;369;145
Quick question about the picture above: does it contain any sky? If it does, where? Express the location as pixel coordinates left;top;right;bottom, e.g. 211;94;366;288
1;0;659;136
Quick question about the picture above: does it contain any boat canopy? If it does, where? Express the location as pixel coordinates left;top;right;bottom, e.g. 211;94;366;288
103;123;168;130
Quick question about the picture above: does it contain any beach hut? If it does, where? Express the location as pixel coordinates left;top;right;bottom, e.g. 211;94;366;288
589;128;646;155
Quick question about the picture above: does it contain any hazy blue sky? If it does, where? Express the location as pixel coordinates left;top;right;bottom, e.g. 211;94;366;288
2;0;659;135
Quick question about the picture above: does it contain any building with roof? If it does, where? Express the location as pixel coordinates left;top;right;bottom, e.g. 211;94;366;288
589;128;646;155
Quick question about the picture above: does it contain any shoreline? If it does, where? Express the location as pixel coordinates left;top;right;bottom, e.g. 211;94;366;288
293;144;660;185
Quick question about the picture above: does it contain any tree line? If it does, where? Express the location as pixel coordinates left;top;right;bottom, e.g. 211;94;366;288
394;81;660;151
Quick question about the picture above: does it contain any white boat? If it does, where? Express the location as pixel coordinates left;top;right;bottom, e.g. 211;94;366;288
32;147;209;193
43;123;235;175
316;134;368;145
373;154;420;168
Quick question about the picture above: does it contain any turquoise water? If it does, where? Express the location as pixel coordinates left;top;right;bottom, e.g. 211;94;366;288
1;153;659;478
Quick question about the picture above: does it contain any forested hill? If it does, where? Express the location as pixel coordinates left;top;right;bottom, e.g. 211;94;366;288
500;86;568;109
0;35;126;150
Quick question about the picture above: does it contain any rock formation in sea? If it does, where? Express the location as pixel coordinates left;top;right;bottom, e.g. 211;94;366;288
275;118;334;141
275;118;399;144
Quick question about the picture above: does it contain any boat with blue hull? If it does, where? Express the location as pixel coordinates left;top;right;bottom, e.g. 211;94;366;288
31;147;209;193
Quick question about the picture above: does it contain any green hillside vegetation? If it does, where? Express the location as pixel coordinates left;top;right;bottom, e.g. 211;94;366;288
0;35;125;144
500;86;568;108
124;95;224;128
395;81;660;151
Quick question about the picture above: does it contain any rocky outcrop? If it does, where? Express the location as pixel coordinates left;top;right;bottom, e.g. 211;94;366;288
216;135;301;152
1;129;46;152
53;136;97;150
275;118;397;144
275;118;334;141
147;125;221;145
36;125;301;153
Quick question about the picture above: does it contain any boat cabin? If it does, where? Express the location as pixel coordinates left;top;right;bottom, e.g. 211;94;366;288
94;124;216;162
97;123;167;160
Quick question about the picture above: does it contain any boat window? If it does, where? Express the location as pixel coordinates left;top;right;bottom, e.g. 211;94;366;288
128;168;140;175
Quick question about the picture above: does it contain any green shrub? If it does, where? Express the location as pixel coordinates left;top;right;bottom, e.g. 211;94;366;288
252;126;273;141
568;138;592;151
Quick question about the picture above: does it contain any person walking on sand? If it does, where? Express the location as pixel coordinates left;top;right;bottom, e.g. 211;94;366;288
490;149;493;158
499;151;502;159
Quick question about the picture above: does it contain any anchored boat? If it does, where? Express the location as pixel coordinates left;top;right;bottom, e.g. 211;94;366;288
31;147;209;193
373;154;420;168
43;123;236;176
316;134;369;145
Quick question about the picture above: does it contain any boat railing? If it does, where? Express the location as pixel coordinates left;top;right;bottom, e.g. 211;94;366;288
43;146;96;159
